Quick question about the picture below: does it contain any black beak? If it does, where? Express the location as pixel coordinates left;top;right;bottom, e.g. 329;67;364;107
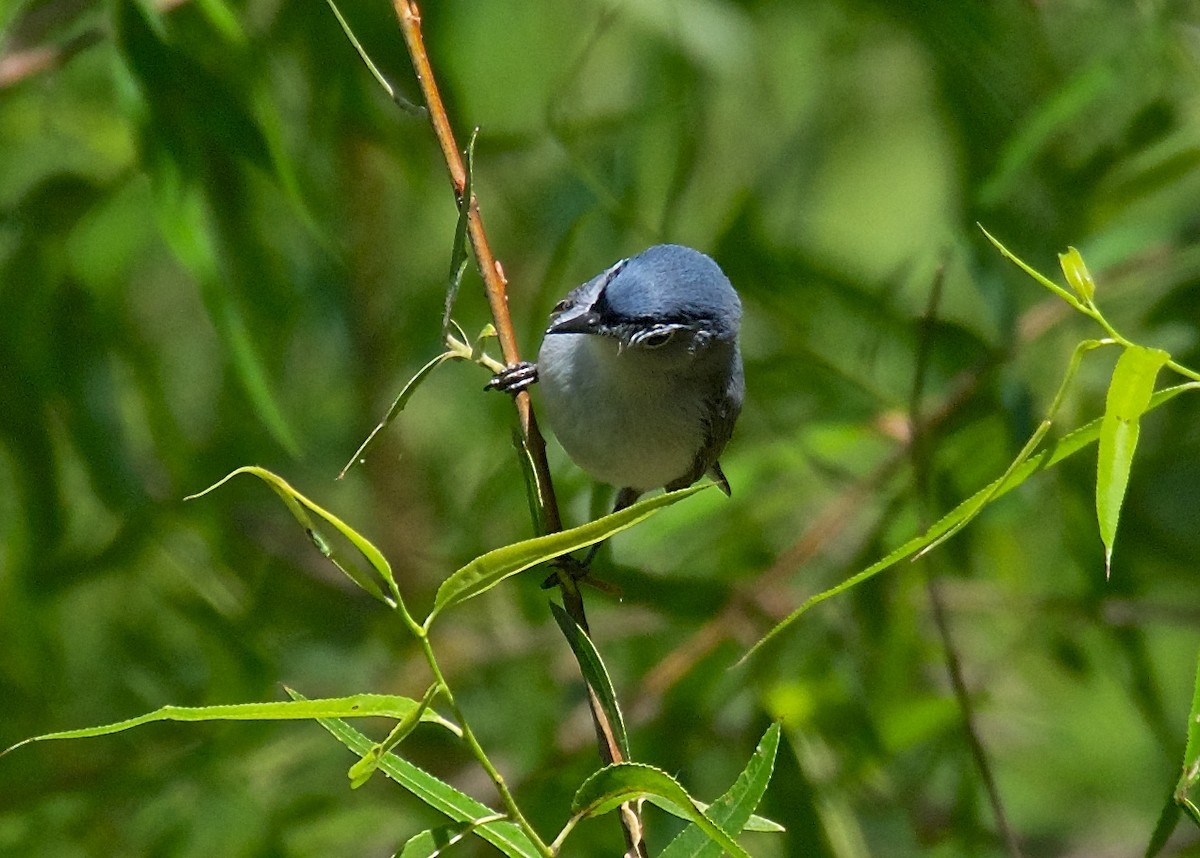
545;308;604;335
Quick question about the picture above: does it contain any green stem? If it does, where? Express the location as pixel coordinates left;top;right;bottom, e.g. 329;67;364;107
916;337;1113;557
979;225;1200;385
415;630;555;857
1167;359;1200;384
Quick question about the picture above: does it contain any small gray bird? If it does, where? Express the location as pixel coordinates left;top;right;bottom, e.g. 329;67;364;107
492;244;744;530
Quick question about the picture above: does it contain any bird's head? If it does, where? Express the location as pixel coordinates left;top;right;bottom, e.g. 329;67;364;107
545;245;741;363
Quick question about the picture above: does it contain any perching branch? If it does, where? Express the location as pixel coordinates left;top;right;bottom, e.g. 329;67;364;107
386;2;646;853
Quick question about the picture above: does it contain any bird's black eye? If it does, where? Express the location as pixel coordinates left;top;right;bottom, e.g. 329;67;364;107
638;328;676;349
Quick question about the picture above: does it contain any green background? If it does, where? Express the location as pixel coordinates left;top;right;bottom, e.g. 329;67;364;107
3;0;1200;855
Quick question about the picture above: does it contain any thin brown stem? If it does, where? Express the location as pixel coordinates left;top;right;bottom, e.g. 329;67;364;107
391;0;561;535
909;263;1024;858
389;3;645;853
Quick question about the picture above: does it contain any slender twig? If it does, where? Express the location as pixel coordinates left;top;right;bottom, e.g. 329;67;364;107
908;263;1024;858
387;3;645;853
390;0;562;537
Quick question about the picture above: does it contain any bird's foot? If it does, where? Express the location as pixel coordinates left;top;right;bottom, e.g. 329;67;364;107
486;361;538;394
540;555;623;599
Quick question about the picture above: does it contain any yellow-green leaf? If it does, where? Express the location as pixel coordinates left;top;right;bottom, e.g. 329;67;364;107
349;683;445;789
295;690;541;858
569;763;751;858
186;466;400;606
1174;649;1200;827
1058;246;1095;302
3;694;453;755
338;350;460;480
1097;345;1170;577
425;485;708;627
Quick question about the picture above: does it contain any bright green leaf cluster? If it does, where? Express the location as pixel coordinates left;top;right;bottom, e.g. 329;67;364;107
744;235;1200;661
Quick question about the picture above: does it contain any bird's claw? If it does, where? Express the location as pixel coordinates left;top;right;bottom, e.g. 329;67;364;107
540;555;623;599
486;361;538;394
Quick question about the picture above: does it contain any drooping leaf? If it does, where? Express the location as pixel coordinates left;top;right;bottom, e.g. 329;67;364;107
659;723;784;857
977;63;1115;206
549;601;629;760
1145;798;1183;858
425;484;708;626
323;0;425;114
1149;649;1200;855
1097;345;1170;577
115;0;308;456
568;763;750;858
185;466;400;606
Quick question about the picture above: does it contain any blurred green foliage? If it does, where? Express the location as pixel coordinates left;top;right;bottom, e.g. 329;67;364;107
3;0;1200;855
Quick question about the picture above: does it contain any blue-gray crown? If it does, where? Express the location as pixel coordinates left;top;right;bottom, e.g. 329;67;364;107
596;245;741;338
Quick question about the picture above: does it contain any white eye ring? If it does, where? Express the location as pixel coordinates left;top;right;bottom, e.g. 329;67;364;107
636;327;677;349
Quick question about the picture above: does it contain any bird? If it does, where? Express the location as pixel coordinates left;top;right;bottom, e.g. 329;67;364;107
490;244;744;558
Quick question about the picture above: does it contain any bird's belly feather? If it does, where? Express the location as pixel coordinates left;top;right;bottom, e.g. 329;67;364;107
538;335;703;491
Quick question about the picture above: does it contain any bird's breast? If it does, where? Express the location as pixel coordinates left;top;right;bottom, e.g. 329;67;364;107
537;334;705;492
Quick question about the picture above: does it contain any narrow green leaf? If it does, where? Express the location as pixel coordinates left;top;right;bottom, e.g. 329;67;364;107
659;723;783;858
398;816;507;858
186;466;400;606
739;813;786;833
442;129;478;338
399;829;447;858
349;683;444;788
293;691;542;858
569;763;750;858
742;382;1200;663
117;0;306;456
1097;345;1170;577
1174;648;1200;827
647;799;783;833
1106;346;1171;419
323;0;424;114
978;63;1114;206
425;484;708;626
549;602;629;760
3;694;448;755
1145;797;1182;858
338;350;460;479
216;297;302;456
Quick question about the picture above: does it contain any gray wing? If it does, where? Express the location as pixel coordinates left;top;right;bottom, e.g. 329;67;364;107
667;348;744;495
